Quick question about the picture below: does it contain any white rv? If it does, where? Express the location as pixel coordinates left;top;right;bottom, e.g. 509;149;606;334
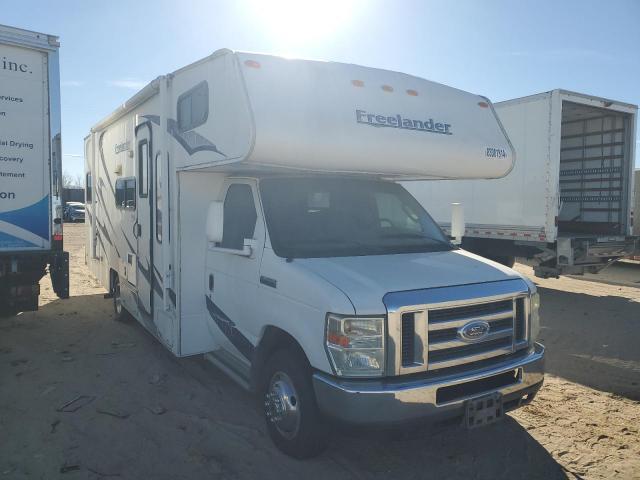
0;24;68;314
85;50;544;458
405;90;639;278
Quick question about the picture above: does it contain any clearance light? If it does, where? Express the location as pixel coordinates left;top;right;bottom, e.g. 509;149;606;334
478;101;489;108
381;85;394;92
351;79;364;87
406;89;418;96
244;60;261;69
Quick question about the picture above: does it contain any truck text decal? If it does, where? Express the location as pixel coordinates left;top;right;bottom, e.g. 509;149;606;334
485;147;507;158
1;56;31;74
356;109;452;135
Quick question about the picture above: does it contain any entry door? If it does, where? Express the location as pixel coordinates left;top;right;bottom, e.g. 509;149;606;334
135;123;153;315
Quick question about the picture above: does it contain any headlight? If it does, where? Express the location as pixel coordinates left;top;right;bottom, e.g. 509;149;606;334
530;292;540;341
325;314;385;377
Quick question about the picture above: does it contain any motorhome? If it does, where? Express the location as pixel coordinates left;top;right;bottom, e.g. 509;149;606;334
405;90;639;278
85;50;544;457
0;24;68;314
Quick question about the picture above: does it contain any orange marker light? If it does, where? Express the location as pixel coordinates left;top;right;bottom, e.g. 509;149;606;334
381;85;394;92
478;101;489;108
244;60;261;69
406;89;418;96
351;79;364;87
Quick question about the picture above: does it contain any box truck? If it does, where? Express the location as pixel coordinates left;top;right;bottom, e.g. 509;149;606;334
85;50;544;457
0;24;68;314
405;90;639;278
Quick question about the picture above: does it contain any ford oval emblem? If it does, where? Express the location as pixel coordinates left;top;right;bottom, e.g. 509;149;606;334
459;321;490;342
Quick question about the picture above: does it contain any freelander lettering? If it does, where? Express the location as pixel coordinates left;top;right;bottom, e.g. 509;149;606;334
356;109;452;135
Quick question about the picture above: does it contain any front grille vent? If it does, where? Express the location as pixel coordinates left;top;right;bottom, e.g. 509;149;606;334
391;297;531;374
401;312;415;367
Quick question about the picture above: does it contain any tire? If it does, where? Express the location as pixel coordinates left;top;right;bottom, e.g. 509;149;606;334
112;275;130;322
262;349;328;458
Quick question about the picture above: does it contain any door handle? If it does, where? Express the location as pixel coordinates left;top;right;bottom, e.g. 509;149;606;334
133;222;141;238
208;274;214;292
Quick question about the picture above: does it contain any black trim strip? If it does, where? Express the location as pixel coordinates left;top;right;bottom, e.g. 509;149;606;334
205;295;254;360
259;276;277;289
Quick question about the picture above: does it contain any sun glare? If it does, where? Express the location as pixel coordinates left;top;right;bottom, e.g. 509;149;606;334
246;0;363;49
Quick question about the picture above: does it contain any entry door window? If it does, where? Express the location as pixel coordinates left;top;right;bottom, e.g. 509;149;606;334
220;184;257;250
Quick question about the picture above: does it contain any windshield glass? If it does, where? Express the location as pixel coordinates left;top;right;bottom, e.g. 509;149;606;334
260;177;453;258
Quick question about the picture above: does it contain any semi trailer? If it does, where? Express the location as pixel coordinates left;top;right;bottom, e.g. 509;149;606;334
405;90;638;278
85;50;544;457
0;24;69;314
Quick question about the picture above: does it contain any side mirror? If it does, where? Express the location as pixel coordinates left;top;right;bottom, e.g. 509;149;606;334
206;201;224;243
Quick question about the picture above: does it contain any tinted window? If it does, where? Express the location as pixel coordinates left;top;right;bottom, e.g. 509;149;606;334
85;172;92;203
220;184;257;250
138;141;149;197
115;177;136;210
177;81;209;132
260;178;451;258
155;153;162;242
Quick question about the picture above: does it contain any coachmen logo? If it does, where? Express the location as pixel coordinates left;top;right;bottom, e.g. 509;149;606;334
459;320;490;342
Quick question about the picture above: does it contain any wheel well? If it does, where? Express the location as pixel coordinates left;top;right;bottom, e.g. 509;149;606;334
251;326;309;392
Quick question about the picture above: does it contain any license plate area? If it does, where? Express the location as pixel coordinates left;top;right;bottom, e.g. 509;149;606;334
465;392;503;429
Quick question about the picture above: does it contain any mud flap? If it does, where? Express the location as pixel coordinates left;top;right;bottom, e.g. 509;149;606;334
51;251;70;299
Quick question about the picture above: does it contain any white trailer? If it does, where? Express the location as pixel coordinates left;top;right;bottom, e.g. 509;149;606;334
85;50;544;457
405;90;639;278
0;24;68;314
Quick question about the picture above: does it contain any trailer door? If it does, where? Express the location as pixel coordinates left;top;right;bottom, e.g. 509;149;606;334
135;123;153;315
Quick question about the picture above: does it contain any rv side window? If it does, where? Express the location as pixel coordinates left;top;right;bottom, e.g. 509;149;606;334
115;177;136;210
138;141;149;197
177;81;208;132
220;184;257;250
86;172;93;203
155;153;162;243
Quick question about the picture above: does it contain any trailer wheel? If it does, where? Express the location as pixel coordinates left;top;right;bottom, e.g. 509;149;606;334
262;349;328;458
112;275;130;322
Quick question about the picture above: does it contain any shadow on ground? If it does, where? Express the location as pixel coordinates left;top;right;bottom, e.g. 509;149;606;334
538;286;640;400
0;293;566;480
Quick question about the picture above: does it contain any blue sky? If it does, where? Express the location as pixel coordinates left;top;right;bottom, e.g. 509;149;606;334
3;0;639;178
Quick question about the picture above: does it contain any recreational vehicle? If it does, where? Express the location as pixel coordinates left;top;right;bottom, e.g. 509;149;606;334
85;50;545;457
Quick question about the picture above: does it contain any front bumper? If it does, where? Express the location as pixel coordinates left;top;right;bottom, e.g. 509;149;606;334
313;342;544;426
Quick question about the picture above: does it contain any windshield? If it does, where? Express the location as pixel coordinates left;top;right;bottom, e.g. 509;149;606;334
260;177;453;258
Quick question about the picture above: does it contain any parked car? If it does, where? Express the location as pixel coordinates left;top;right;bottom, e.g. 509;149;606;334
64;202;85;222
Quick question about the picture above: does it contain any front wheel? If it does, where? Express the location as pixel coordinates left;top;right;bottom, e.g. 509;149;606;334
262;349;328;458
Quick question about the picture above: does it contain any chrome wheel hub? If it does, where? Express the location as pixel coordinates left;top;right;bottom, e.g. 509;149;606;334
265;371;300;439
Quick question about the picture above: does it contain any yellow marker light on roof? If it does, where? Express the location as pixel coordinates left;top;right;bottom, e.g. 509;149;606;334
478;101;489;108
381;85;394;92
244;60;261;69
406;89;418;96
351;79;364;87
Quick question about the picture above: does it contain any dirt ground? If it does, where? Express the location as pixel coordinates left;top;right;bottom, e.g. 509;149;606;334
1;224;639;479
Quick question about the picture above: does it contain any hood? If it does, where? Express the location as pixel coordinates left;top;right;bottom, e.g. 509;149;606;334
296;249;522;314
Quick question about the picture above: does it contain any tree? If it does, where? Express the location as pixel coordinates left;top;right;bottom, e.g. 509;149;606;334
62;171;84;188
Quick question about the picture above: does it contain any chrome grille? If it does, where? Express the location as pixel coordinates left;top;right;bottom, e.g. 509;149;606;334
385;279;531;375
426;299;516;370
